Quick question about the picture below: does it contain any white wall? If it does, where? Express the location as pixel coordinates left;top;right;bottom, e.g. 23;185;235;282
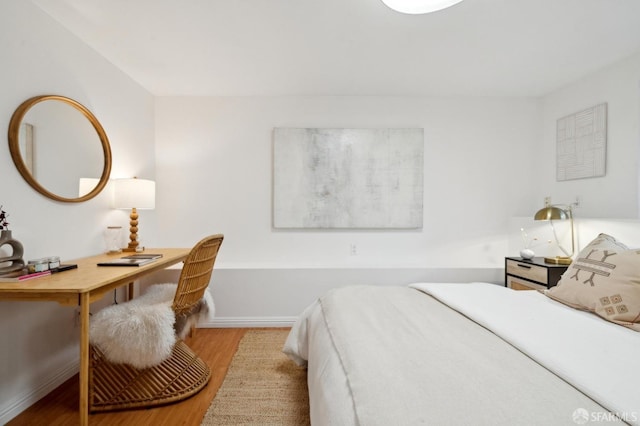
155;96;539;267
0;2;155;423
533;52;640;219
507;51;640;258
154;52;640;325
153;96;540;324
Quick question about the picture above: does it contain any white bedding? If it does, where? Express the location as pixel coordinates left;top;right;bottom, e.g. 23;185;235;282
284;283;638;425
411;282;640;422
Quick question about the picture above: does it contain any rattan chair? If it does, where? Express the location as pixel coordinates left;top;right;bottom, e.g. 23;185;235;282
88;234;224;412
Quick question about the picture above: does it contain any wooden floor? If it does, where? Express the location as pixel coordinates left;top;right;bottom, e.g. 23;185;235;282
7;328;259;426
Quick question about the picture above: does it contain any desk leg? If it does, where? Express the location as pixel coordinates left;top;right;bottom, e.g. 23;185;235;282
128;281;135;301
79;292;90;426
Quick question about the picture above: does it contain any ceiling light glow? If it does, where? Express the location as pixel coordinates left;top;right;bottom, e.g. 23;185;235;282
381;0;464;14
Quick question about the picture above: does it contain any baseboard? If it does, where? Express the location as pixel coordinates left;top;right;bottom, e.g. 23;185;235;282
201;316;298;328
0;358;79;425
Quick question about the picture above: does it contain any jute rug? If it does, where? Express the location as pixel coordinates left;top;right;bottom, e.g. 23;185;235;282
201;329;310;425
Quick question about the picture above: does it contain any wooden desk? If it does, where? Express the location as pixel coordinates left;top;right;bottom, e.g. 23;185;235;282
0;247;190;426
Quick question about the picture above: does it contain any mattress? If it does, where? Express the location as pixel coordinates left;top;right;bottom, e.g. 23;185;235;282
284;283;639;425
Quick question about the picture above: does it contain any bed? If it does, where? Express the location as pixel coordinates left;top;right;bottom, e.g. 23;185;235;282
283;234;640;426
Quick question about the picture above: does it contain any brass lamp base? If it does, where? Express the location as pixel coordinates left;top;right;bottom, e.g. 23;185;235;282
544;256;572;265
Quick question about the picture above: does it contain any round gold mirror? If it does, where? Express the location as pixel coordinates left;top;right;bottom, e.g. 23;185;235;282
8;95;112;202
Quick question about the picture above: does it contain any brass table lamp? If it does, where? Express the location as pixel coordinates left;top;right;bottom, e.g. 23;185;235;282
533;198;576;265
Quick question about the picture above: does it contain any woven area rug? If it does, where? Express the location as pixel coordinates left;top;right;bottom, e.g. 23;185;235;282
201;329;310;425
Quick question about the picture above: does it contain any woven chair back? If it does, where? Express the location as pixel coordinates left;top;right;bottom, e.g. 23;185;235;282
172;234;224;316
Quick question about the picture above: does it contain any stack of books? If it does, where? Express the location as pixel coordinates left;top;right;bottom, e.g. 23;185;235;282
97;254;163;267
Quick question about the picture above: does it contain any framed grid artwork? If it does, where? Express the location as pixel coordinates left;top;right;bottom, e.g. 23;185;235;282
556;103;607;181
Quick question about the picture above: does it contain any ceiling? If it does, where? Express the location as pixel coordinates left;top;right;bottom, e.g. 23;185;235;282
32;0;640;97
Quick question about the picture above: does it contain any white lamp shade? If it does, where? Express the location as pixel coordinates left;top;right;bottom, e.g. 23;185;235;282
78;177;100;197
112;178;155;210
381;0;464;14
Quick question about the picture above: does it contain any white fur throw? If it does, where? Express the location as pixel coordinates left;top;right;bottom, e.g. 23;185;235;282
89;283;214;369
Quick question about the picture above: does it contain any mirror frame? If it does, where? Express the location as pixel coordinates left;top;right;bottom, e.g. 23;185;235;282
8;95;112;203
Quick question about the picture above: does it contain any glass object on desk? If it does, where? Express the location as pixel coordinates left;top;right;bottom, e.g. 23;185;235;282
104;226;123;253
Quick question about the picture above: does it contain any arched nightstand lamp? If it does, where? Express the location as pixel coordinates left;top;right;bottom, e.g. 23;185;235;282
534;197;578;265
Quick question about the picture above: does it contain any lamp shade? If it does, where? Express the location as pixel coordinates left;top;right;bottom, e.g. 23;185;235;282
78;177;100;197
534;206;569;221
380;0;464;14
112;178;155;210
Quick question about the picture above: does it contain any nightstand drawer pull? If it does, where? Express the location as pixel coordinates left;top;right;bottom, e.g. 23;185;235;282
516;264;532;269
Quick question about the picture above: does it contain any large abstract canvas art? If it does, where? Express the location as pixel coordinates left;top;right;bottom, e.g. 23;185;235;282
273;128;424;229
556;103;607;181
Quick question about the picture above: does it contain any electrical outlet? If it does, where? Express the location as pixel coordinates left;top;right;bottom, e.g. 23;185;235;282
350;244;357;256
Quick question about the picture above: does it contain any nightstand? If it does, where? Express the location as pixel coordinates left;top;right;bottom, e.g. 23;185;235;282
504;257;569;291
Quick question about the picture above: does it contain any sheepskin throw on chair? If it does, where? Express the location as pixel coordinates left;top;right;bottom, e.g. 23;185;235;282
89;283;214;369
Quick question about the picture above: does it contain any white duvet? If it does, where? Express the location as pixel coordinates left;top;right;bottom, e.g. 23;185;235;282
284;283;639;425
411;282;640;423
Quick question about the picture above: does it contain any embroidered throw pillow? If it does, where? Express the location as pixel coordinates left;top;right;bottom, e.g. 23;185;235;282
545;233;640;331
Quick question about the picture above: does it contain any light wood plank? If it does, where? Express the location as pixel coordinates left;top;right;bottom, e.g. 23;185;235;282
0;248;189;302
79;292;90;426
